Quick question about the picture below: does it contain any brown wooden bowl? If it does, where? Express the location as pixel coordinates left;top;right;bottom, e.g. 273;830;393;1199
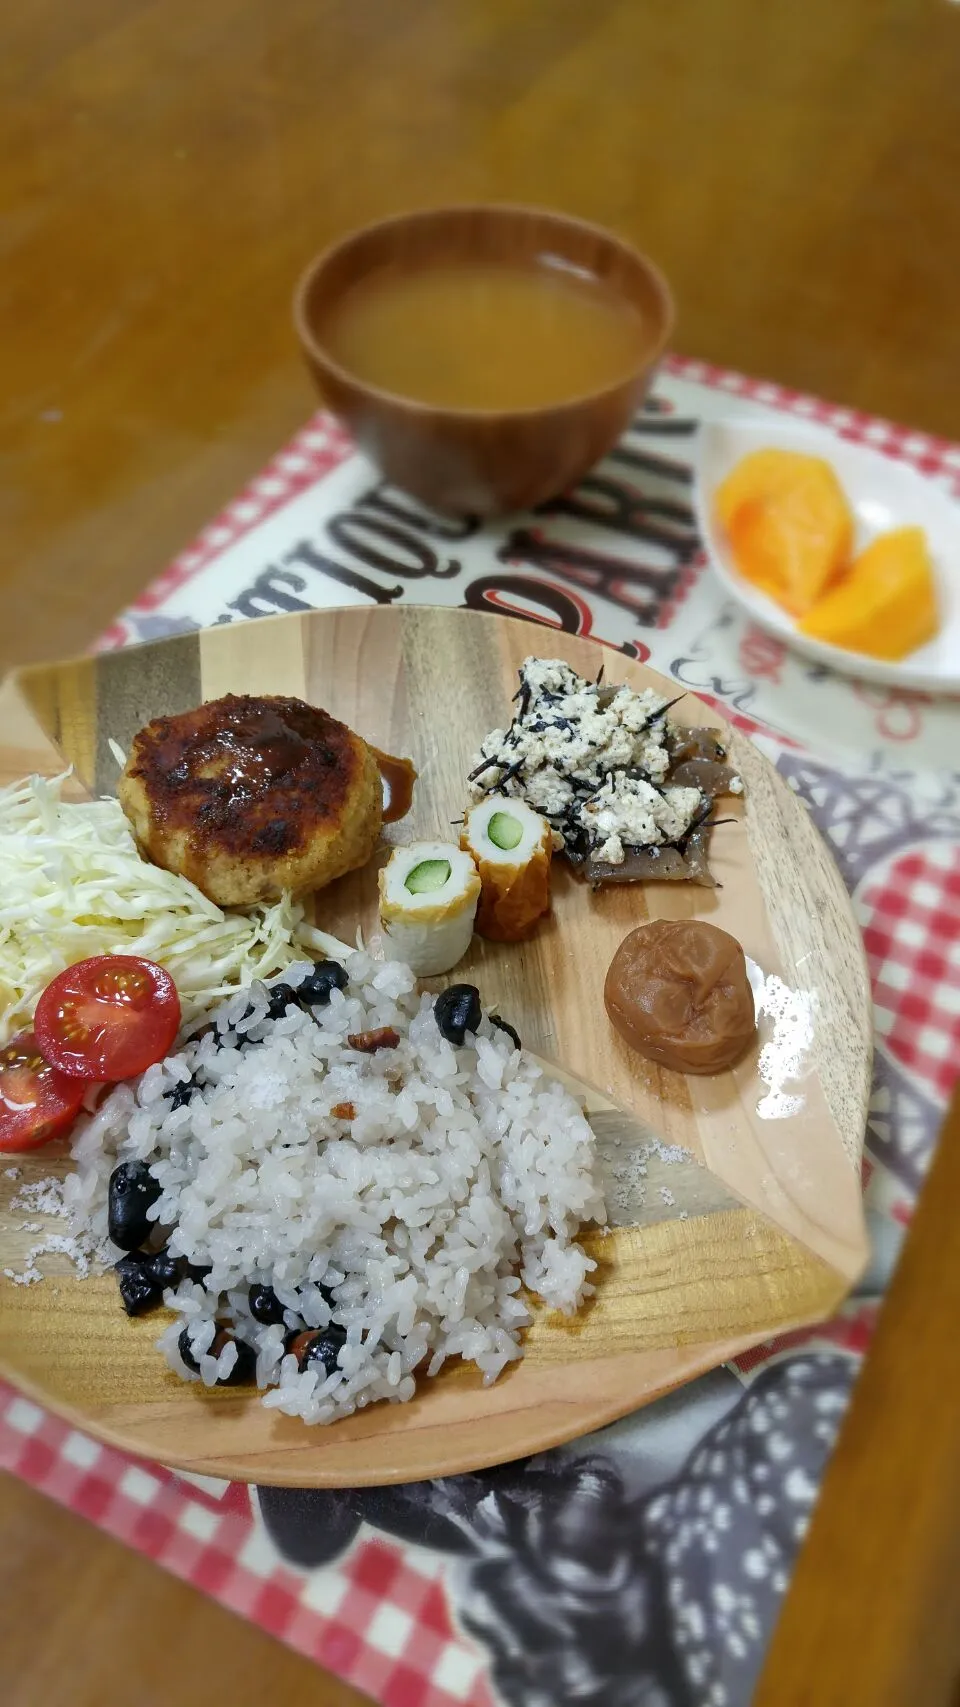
292;204;674;516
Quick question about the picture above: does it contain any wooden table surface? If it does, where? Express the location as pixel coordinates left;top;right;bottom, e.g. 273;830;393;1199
2;2;959;1704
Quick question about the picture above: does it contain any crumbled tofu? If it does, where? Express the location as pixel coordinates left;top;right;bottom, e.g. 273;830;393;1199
517;658;584;698
520;766;577;822
468;656;740;877
469;656;673;830
578;776;703;865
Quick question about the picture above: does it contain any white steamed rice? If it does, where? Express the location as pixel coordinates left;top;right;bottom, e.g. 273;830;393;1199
65;949;605;1424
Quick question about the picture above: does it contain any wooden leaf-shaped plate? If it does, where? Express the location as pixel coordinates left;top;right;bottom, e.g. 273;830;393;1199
0;608;871;1486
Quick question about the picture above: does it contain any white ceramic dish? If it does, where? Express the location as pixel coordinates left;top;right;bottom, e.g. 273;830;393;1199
694;417;960;692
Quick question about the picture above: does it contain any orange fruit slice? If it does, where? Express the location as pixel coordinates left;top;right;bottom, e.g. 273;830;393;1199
716;449;853;615
797;526;939;660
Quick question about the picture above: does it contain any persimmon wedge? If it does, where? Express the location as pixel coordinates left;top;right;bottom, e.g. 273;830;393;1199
716;449;853;615
798;526;939;660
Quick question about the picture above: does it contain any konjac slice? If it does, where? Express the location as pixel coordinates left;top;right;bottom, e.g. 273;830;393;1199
34;955;181;1081
716;449;853;614
797;526;939;660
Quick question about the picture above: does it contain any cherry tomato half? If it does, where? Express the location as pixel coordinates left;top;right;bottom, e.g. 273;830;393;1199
0;1030;88;1152
34;956;181;1082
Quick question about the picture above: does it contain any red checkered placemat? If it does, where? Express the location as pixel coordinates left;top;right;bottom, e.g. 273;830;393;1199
1;1393;488;1705
858;843;960;1102
3;355;959;1707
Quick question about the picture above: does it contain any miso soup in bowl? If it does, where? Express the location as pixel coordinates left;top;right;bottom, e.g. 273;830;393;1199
294;205;674;515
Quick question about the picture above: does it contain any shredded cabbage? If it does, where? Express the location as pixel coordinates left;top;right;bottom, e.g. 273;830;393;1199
0;772;351;1040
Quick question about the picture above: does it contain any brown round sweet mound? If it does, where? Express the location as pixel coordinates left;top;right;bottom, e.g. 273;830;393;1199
118;693;382;906
604;917;757;1075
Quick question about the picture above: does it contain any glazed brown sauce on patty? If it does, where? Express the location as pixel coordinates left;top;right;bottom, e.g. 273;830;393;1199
128;694;365;859
198;705;312;789
372;748;418;825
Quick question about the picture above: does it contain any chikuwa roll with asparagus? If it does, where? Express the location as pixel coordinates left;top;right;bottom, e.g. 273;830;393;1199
460;795;553;942
378;841;481;975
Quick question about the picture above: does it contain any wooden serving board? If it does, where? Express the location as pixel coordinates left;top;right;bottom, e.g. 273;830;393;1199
0;608;871;1486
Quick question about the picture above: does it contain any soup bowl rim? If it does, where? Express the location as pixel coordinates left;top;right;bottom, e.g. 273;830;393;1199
292;201;676;423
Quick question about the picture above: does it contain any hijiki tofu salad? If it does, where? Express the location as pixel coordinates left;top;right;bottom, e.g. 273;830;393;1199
0;658;753;1426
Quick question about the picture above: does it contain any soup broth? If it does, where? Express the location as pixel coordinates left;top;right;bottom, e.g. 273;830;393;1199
322;258;649;411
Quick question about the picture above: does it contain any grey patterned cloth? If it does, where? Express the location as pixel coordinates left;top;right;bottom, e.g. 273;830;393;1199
258;1353;856;1706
